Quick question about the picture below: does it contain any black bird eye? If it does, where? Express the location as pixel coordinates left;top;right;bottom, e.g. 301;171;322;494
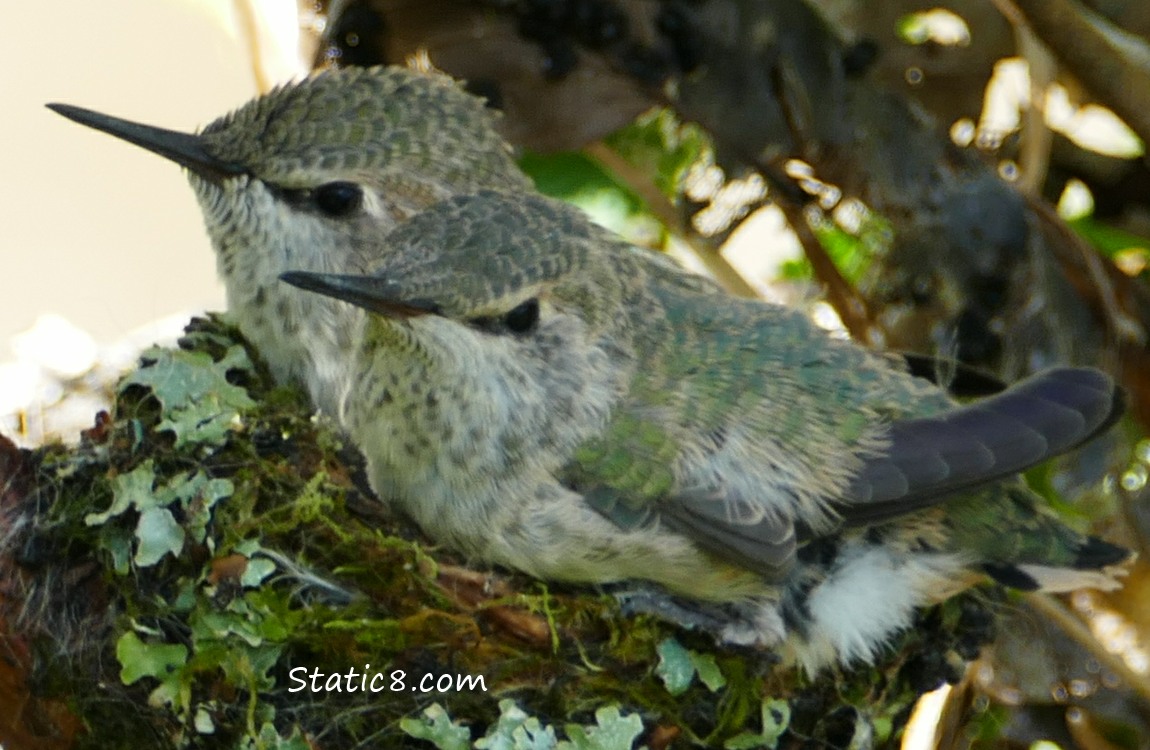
503;298;539;333
314;181;363;217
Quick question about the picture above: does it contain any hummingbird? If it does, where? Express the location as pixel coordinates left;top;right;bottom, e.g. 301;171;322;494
280;189;1129;672
48;66;533;417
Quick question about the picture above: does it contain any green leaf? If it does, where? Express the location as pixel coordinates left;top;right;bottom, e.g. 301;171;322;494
688;650;727;692
193;706;215;734
240;723;312;750
241;557;277;587
89;465;231;567
156;471;233;543
121;345;255;448
1068;216;1150;258
519;152;655;243
193;605;268;648
723;699;790;749
781;208;894;284
117;631;187;686
155;401;237;448
895;12;931;44
560;706;645;750
218;643;285;691
234;537;263;556
521;152;633;207
475;699;558;750
134;506;185;566
86;461;156;525
400;703;472;750
655;638;695;696
99;524;134;575
812;212;892;286
604;108;709;198
655;637;726;695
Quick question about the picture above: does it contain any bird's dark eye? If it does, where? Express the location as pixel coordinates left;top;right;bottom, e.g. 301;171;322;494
503;299;539;333
314;181;363;217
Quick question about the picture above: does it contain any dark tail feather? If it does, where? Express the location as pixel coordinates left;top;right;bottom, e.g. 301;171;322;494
843;367;1123;525
983;535;1132;593
1073;536;1133;569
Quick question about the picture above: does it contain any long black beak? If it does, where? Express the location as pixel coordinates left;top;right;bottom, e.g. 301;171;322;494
280;271;442;318
46;103;247;184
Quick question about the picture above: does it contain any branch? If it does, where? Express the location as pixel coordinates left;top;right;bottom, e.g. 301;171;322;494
997;0;1150;149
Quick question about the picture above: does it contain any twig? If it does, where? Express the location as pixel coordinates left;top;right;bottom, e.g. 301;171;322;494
772;198;873;342
1024;591;1150;708
994;0;1150;149
584;141;760;299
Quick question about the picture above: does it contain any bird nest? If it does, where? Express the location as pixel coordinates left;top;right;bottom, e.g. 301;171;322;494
0;314;991;750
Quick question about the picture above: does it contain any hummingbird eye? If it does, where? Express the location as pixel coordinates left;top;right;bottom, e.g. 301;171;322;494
313;181;364;218
503;298;540;333
467;298;540;335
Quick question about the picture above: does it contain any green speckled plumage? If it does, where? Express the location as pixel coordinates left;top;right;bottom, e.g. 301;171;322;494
283;189;1129;670
199;67;521;190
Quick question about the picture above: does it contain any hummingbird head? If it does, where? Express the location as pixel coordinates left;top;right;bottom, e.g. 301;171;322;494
281;190;628;338
194;66;522;195
47;66;529;278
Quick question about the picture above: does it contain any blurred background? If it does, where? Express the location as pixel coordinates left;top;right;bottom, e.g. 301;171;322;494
5;0;258;344
5;1;1150;747
1;0;304;442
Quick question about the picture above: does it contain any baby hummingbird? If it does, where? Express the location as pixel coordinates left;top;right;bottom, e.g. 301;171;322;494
49;66;532;417
282;189;1130;672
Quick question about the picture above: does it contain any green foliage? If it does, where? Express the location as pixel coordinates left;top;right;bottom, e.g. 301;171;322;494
239;723;312;750
655;637;726;695
475;700;559;750
86;462;234;570
779;209;893;284
1068;215;1150;261
723;699;790;750
402;701;646;750
560;706;646;750
520;109;709;247
400;704;473;750
894;12;939;45
120;344;256;448
116;630;189;701
603;109;710;199
519;151;649;240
